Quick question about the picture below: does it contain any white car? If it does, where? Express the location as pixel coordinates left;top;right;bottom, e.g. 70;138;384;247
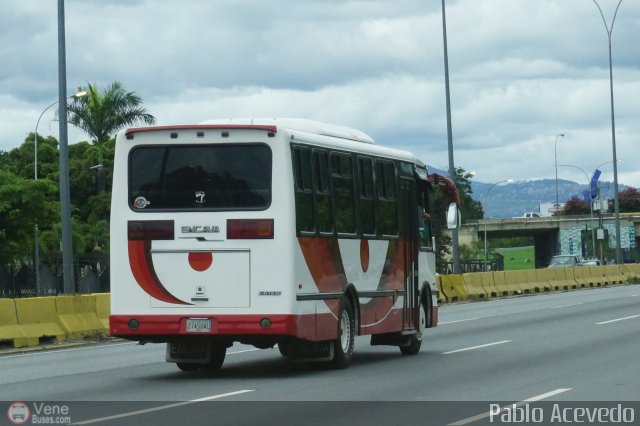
515;212;541;218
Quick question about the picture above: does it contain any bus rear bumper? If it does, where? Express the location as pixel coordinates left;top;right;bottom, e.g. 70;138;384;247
109;314;320;340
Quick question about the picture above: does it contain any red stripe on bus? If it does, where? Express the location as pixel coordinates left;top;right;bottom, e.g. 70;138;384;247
128;240;191;305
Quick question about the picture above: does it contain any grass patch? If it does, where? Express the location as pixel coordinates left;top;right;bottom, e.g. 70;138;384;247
496;246;535;271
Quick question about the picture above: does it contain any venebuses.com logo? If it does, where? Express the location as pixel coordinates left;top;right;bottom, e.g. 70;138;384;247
7;402;30;425
6;402;72;425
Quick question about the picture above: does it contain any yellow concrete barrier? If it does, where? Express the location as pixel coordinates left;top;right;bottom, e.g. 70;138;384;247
572;266;592;288
95;293;110;330
0;299;36;348
625;263;640;281
491;271;509;297
55;295;106;338
588;266;609;287
503;270;529;294
543;267;577;291
438;274;468;302
606;265;629;284
493;271;526;296
14;297;66;344
462;273;488;299
479;272;499;298
531;269;553;292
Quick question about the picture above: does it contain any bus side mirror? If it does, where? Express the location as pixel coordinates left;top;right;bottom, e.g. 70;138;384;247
446;203;460;229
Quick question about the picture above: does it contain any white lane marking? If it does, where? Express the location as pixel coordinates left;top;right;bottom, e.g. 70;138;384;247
549;303;583;309
439;317;480;325
442;340;511;355
0;344;260;360
73;390;254;425
0;342;138;359
631;294;640;297
596;314;640;325
449;388;572;425
229;348;261;354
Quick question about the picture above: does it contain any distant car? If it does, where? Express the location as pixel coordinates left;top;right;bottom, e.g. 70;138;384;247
548;255;582;268
521;212;541;218
581;259;601;266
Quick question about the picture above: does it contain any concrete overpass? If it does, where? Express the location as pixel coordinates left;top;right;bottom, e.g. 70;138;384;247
456;213;640;268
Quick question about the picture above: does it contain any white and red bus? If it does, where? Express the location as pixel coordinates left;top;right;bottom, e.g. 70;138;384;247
109;118;459;371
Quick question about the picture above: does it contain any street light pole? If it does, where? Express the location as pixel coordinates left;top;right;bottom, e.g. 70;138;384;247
592;0;623;264
554;133;565;213
58;0;76;294
33;90;87;295
441;0;460;274
483;179;513;272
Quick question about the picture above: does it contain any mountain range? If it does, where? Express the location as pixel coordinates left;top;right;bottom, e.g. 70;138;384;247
428;166;628;219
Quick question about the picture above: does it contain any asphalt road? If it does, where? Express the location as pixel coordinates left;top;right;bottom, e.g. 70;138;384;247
1;284;639;425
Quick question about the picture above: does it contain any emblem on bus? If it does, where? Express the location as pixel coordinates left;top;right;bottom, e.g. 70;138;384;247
133;196;150;209
195;191;206;204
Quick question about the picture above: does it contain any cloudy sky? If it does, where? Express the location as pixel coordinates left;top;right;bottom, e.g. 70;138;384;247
1;0;639;190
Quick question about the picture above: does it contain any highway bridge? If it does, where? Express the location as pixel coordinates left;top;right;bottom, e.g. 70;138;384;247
457;213;640;268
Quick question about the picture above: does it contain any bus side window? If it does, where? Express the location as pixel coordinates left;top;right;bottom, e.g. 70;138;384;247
358;157;376;236
292;146;315;233
376;160;398;237
331;153;356;234
313;150;333;234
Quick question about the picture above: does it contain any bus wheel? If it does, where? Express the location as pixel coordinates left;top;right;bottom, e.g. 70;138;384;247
203;344;227;371
400;298;427;356
331;297;355;369
278;342;289;357
176;362;201;372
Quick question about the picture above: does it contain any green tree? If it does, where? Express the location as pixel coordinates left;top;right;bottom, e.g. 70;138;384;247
0;170;58;263
561;195;590;215
618;188;640;213
67;82;156;145
431;166;481;272
454;167;484;221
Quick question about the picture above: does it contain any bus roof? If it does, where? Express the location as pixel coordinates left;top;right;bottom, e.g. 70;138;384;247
199;118;375;144
122;118;425;168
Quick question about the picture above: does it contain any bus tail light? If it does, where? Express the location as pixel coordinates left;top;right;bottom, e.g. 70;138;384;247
128;220;175;240
227;219;274;239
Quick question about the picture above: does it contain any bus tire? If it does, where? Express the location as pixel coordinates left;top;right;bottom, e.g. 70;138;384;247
203;344;227;371
331;297;355;369
400;296;428;356
176;362;200;372
278;342;289;357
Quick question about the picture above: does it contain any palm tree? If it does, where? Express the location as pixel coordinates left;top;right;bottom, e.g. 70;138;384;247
68;81;156;145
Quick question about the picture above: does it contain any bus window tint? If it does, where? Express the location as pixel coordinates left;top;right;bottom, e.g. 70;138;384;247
313;150;333;234
358;157;375;236
376;161;398;236
293;147;315;233
129;144;271;210
332;153;356;234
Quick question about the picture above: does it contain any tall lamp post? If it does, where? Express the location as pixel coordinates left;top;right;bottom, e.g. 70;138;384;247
592;0;623;264
557;164;596;259
34;90;87;295
554;133;565;213
441;0;460;273
483;179;513;272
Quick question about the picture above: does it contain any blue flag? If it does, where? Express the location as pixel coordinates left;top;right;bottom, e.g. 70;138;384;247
590;169;601;200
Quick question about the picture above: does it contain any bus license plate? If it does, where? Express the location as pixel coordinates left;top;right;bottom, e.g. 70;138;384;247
186;318;211;333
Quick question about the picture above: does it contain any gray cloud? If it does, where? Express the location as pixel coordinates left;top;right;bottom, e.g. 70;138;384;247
0;0;638;188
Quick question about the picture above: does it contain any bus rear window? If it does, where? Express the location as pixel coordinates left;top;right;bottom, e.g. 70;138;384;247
129;144;272;211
